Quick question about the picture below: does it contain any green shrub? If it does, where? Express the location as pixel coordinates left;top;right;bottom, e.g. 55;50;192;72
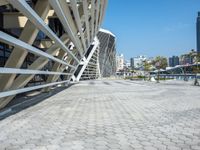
124;76;146;80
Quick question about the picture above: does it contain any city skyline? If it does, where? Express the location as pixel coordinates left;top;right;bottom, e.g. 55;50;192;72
102;0;200;59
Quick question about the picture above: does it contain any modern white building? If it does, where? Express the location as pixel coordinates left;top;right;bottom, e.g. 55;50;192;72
116;54;125;71
125;61;131;68
132;55;147;69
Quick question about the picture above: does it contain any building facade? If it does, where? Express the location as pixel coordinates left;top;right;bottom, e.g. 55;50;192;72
116;54;125;71
0;0;108;109
130;58;134;70
133;55;147;70
97;29;116;77
179;54;193;65
197;12;200;53
168;56;179;67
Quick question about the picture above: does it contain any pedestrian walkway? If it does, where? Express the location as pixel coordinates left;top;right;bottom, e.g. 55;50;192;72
0;80;200;150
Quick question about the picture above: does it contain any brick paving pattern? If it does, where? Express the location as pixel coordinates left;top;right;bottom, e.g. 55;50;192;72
0;80;200;150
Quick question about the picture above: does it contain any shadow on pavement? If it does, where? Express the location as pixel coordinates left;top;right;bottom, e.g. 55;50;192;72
103;81;111;85
0;84;75;121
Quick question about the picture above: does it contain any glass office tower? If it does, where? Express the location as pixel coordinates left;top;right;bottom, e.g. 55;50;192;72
197;12;200;53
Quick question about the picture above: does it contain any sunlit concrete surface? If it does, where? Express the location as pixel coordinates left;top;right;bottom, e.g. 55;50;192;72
0;80;200;150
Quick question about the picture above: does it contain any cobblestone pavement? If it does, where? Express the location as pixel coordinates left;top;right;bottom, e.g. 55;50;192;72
0;80;200;150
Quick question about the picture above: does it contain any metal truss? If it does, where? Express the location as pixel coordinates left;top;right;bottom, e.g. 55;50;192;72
0;0;108;109
80;44;101;80
72;37;100;82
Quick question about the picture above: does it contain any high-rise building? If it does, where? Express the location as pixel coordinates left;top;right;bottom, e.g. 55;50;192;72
168;56;179;67
116;54;125;71
168;57;173;67
96;29;116;77
130;58;134;70
197;12;200;53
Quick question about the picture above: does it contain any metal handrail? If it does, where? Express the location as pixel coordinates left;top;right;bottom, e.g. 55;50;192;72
0;67;72;76
0;80;69;99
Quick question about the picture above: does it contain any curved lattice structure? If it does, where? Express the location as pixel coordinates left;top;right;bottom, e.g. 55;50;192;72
79;28;117;80
97;28;116;77
0;0;108;109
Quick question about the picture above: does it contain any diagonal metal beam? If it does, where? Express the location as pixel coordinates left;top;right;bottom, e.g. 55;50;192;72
70;0;87;52
44;49;67;92
0;80;70;99
7;0;79;63
83;0;90;47
48;0;84;57
72;37;99;82
90;0;95;42
0;68;72;76
0;31;75;68
0;34;71;109
0;0;51;109
94;0;100;36
100;0;108;25
0;0;8;6
0;0;108;110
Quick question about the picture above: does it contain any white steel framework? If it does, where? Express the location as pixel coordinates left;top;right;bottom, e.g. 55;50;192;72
0;0;108;109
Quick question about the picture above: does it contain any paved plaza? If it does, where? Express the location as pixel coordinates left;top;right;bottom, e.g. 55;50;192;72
0;80;200;150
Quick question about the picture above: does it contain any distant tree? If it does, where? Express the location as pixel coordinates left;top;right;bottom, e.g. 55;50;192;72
190;49;195;53
142;60;152;81
143;60;151;72
188;49;197;62
151;56;167;83
193;66;200;74
195;53;200;63
192;52;200;85
130;70;135;73
193;53;200;74
152;56;168;69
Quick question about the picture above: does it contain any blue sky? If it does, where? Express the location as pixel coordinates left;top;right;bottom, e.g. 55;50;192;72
102;0;200;60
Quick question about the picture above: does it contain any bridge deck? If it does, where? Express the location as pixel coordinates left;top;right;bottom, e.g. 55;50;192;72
0;80;200;150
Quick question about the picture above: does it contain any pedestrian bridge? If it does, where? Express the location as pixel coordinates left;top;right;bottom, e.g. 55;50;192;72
150;63;200;80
